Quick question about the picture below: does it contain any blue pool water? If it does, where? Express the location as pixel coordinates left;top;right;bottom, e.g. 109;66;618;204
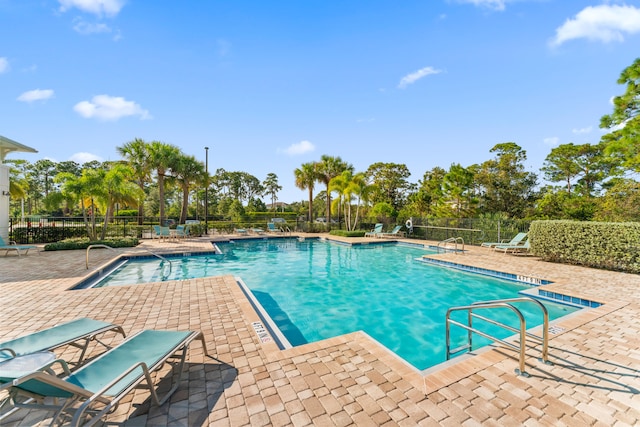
94;238;579;370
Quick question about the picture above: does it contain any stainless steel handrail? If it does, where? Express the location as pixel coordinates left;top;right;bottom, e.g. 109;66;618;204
437;236;465;253
472;297;550;364
446;301;532;377
86;245;172;277
86;244;117;269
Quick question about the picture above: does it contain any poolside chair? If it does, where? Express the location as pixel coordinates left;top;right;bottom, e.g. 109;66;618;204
481;232;527;248
0;318;126;367
0;236;37;257
378;225;406;238
7;329;209;427
364;223;383;238
235;228;248;235
175;224;190;238
494;238;530;254
251;227;265;235
266;222;282;233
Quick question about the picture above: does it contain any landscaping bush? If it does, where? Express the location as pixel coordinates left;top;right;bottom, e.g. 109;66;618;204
44;237;139;251
529;220;640;273
329;230;367;237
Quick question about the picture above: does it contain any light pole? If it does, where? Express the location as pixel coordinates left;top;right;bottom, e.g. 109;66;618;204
204;146;209;235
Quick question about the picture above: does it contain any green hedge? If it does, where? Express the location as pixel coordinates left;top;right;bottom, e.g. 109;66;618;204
329;230;366;237
529;220;640;273
44;237;139;251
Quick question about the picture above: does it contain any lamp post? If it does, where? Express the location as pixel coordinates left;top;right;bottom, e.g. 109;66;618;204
204;146;209;235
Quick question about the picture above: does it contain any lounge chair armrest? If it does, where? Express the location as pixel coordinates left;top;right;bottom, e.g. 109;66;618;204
84;361;155;406
43;358;72;376
0;347;17;358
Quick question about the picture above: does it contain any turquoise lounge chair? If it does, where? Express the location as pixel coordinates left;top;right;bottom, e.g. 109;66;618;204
0;236;37;257
0;318;125;366
235;228;248;235
481;232;527;248
364;223;383;237
495;238;531;254
266;223;282;233
152;225;172;240
378;225;406;238
8;329;209;427
175;224;190;238
251;227;265;235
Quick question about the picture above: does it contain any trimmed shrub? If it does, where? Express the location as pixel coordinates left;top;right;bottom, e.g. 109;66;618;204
44;237;139;251
529;220;640;273
330;230;367;237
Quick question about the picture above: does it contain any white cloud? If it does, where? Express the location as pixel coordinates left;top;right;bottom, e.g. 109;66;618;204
0;57;9;74
17;89;55;103
73;19;112;35
73;94;151;121
70;152;103;164
58;0;125;17
551;4;640;47
543;137;559;147
572;126;592;134
455;0;507;11
398;66;442;89
283;140;315;156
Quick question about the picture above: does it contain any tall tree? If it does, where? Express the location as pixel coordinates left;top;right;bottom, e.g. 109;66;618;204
263;173;282;212
147;141;181;225
171;154;206;224
601;57;640;172
542;142;614;197
365;162;412;210
98;163;143;239
117;138;151;224
474;142;537;218
55;168;105;240
437;163;477;218
330;170;370;230
317;155;353;225
294;162;317;221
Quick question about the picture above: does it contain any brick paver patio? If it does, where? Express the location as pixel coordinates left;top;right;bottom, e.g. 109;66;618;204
1;234;639;426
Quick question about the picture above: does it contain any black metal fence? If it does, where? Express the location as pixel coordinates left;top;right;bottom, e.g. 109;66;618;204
9;215;531;245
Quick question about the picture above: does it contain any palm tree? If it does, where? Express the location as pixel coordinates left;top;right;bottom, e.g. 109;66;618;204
172;154;206;224
147;141;181;225
330;171;370;230
97;163;144;239
56;168;104;240
117;138;151;224
317;155;353;226
294;162;317;222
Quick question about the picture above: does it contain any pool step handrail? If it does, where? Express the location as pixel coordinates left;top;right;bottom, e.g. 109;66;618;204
472;297;550;364
86;244;118;269
445;296;551;377
437;237;464;253
86;245;173;277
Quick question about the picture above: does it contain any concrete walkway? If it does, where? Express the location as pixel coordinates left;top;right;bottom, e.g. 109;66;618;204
1;234;639;426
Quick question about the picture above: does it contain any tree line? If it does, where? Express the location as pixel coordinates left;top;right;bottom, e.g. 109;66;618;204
7;58;640;228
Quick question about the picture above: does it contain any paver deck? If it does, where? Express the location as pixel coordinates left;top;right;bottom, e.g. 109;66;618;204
1;234;639;426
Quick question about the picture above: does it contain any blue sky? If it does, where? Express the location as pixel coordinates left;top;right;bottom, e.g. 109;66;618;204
2;0;640;203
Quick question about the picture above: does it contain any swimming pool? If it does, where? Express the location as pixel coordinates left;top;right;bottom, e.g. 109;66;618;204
90;238;580;370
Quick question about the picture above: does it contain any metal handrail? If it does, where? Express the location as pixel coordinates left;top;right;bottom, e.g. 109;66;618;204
86;245;172;277
437;236;465;253
472;297;550;364
86;244;118;269
446;300;534;377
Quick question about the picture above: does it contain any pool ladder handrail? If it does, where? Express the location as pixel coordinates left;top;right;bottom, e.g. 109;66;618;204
445;296;550;377
85;245;173;277
437;236;464;253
